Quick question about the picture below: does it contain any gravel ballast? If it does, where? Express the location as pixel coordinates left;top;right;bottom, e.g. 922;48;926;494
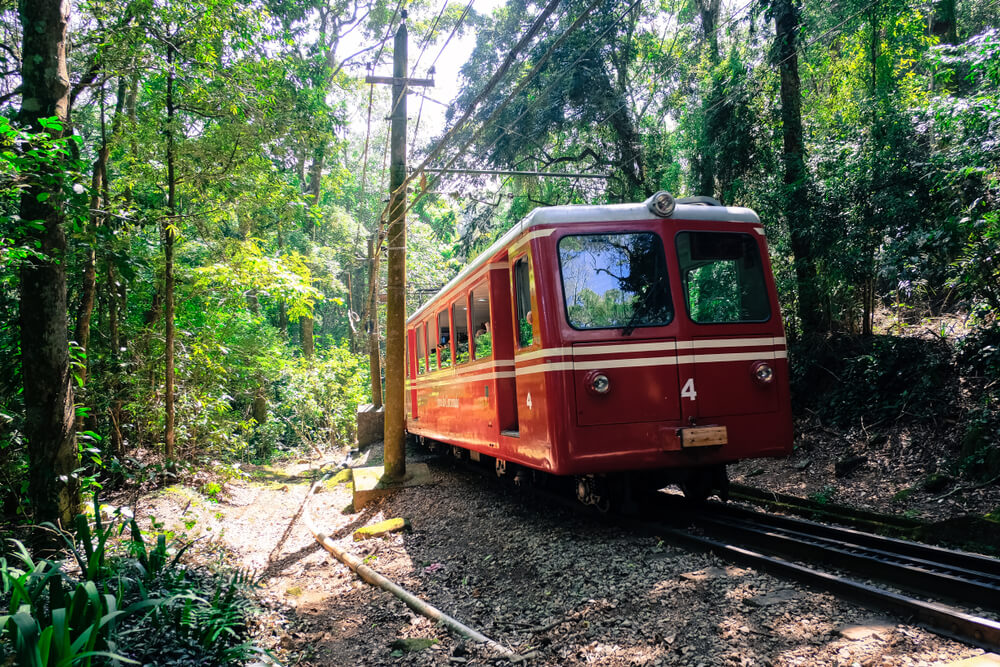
138;445;991;666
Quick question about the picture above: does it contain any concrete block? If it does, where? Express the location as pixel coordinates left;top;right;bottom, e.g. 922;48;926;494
356;404;384;447
352;463;432;509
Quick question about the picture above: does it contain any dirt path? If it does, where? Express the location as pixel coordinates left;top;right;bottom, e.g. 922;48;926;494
135;447;992;666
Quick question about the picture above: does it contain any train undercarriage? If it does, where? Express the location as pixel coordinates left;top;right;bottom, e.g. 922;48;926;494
415;434;730;509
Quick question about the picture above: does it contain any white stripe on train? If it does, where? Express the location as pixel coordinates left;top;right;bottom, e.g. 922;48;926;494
407;347;787;387
516;337;785;362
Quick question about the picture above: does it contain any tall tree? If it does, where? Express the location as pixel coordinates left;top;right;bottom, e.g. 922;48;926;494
17;0;80;525
696;0;721;198
773;0;826;335
163;36;178;459
448;0;650;202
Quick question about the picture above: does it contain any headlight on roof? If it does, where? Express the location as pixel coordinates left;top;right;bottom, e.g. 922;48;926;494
645;191;676;218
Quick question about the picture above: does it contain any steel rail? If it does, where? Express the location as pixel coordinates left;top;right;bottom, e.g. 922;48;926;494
423;454;1000;651
654;524;1000;652
701;498;1000;577
727;482;925;534
690;512;1000;609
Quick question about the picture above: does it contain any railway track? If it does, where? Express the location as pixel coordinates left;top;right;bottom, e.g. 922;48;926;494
727;482;927;536
644;492;1000;651
435;454;1000;652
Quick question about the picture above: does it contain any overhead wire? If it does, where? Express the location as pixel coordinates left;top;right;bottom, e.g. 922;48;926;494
360;0;406;193
373;0;568;238
557;0;756;151
356;0;406;252
411;0;450;76
429;0;475;71
399;0;639;221
409;1;452;158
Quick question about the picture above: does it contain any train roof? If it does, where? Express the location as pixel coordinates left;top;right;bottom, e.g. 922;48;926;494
407;201;761;323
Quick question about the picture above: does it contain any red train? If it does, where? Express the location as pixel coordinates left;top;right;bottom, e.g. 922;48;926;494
405;192;792;505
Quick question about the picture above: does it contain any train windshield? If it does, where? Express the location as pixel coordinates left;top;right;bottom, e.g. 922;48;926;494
558;232;673;332
676;231;770;323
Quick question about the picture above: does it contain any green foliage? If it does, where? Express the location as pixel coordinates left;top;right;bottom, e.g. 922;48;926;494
791;335;956;427
518;317;532;348
955;325;1000;378
892;487;915;502
0;501;262;666
266;344;369;455
808;485;836;505
474;331;492;359
954;325;1000;479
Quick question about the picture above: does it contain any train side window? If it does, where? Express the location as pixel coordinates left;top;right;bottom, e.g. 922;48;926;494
416;324;427;374
676;231;770;323
471;283;491;360
437;310;452;369
452;298;470;365
514;256;535;348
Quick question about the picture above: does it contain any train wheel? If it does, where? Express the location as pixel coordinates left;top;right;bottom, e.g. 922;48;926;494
681;465;729;503
680;469;713;503
713;465;730;502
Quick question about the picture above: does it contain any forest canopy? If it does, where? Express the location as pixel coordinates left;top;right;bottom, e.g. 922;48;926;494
1;0;999;661
0;0;997;534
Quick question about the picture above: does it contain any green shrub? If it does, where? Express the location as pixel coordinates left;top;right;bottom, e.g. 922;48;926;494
791;334;955;426
955;324;1000;379
0;504;262;666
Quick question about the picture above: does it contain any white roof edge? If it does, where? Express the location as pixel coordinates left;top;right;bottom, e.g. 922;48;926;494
407;202;760;323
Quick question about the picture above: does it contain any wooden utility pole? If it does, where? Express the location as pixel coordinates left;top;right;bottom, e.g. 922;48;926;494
366;235;383;409
366;11;433;481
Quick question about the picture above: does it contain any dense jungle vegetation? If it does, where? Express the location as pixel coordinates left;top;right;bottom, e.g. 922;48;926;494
1;0;998;661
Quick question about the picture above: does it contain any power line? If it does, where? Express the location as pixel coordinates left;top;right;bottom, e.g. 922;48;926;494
429;0;475;70
423;167;609;178
375;0;568;232
409;0;451;156
353;0;406;256
405;0;639;216
411;0;450;77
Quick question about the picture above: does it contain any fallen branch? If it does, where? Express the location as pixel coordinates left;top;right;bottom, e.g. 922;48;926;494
934;473;1000;501
302;475;519;661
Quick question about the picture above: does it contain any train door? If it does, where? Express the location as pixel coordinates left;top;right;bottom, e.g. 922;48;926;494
675;230;779;423
409;327;420;420
507;253;539;435
489;268;519;434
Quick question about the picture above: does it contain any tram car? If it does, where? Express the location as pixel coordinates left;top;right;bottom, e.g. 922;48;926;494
404;191;792;505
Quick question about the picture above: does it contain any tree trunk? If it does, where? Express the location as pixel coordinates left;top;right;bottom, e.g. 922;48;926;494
305;143;324;239
699;0;721;62
698;0;721;199
774;0;826;336
592;66;646;198
930;0;958;44
108;263;124;459
346;271;356;353
300;315;315;358
18;0;80;527
72;143;108;429
252;389;267;425
164;41;177;460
